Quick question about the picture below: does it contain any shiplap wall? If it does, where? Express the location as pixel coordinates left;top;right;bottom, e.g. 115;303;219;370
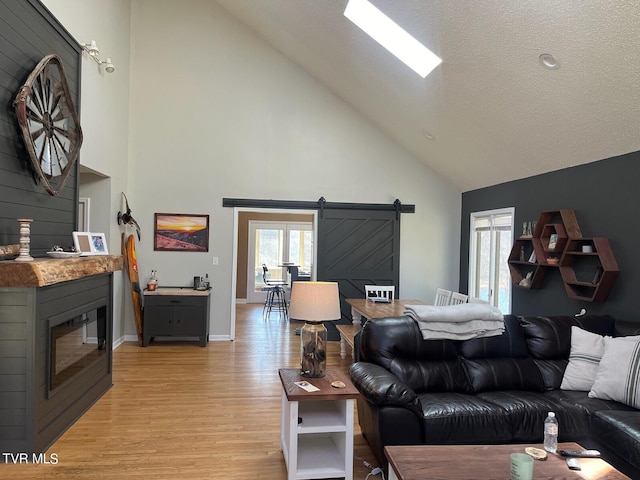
0;0;80;256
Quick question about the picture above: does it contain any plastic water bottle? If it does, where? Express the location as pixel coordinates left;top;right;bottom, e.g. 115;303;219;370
544;412;558;452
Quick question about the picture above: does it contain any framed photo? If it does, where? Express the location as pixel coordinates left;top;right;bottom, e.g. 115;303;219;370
154;213;209;252
548;233;558;250
72;232;109;255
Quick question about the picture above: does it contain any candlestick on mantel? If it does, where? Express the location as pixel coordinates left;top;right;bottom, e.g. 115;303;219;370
15;218;34;262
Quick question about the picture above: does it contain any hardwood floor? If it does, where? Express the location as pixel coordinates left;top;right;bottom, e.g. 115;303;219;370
4;304;380;479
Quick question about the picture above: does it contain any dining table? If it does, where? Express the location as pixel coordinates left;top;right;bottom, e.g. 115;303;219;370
337;298;426;359
344;298;425;326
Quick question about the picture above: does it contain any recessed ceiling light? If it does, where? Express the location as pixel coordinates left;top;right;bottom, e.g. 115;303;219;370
539;53;559;70
344;0;442;78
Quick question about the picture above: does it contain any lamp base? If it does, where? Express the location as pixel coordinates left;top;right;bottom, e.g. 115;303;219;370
300;322;327;378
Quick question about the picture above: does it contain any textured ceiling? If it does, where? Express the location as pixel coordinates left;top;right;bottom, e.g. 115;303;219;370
215;0;640;191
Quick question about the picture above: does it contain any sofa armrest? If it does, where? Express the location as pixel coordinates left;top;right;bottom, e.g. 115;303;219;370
349;362;420;410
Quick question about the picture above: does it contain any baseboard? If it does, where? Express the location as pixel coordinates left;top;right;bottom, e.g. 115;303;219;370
209;334;232;341
235;298;247;304
112;335;128;350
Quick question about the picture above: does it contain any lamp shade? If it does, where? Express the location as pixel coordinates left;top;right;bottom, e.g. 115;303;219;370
289;281;341;323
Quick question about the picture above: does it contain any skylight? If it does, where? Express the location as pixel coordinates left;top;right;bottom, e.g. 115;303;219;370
344;0;442;78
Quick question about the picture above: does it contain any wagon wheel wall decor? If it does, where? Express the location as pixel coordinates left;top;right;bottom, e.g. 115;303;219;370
13;54;83;196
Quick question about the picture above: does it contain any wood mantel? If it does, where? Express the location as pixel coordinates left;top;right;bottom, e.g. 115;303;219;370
0;255;123;287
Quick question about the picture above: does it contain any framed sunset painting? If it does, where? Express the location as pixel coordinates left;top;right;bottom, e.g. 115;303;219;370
154;213;209;252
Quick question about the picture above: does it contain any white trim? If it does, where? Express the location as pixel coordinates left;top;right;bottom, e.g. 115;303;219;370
247;220;286;304
78;197;90;231
209;334;233;341
115;335;137;347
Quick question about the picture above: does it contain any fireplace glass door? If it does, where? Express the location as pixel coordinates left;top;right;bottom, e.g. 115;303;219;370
49;305;107;392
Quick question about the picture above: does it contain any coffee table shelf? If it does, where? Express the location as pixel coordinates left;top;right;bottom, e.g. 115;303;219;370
297;435;348;477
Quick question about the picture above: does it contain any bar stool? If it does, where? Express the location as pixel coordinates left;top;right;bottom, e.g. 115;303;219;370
262;264;288;318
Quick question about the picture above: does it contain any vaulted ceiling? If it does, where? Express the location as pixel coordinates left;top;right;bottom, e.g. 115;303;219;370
215;0;640;192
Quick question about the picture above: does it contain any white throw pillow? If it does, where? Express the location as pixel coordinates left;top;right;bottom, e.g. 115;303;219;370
560;327;605;391
589;336;640;408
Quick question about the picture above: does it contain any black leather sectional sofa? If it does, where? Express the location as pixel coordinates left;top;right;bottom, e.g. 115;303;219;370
349;314;640;478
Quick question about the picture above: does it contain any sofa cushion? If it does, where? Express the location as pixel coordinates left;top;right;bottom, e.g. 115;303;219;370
417;392;511;444
614;320;640;337
477;391;588;443
589;336;640;408
560;327;606;391
561;328;640;392
593;411;640;475
462;357;544;392
545;389;637;417
359;317;471;393
460;315;544;392
519;315;616;390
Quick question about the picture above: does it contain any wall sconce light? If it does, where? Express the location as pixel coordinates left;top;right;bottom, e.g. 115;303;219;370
80;40;116;73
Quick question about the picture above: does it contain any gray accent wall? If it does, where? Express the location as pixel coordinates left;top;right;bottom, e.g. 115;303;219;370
460;151;640;321
0;0;80;255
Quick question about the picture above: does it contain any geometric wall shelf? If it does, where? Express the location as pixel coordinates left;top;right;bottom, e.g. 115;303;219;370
508;236;545;289
508;209;619;301
560;238;619;302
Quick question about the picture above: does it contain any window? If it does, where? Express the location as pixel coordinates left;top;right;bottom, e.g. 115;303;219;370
468;208;514;313
247;221;313;303
343;0;442;78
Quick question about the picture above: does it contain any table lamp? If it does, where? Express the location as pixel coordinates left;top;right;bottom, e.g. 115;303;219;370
289;281;341;377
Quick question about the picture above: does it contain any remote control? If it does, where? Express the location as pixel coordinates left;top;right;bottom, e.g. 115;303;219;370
557;449;601;458
566;457;581;471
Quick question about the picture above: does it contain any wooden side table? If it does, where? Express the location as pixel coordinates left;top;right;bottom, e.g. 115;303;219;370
279;368;359;480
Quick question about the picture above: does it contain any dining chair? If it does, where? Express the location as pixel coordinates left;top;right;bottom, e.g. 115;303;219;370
434;288;452;306
450;292;469;305
364;285;395;301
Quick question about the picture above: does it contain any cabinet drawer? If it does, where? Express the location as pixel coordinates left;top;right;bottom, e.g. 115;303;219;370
145;296;206;308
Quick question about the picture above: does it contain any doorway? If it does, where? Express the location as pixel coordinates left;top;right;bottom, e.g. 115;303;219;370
246;221;313;304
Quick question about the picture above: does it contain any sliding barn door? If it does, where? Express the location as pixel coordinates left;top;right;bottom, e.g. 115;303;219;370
317;209;400;336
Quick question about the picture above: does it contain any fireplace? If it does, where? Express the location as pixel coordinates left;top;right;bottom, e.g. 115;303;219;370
49;304;107;394
0;260;121;457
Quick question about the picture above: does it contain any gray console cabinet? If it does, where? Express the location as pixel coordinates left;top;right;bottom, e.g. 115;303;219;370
142;288;211;346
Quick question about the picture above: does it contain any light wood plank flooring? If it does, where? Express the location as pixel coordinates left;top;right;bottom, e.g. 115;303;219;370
4;304;379;479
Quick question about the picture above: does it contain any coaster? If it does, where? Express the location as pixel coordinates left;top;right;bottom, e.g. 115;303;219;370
525;447;547;461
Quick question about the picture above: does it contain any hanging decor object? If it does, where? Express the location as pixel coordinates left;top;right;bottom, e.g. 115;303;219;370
15;219;34;262
13;54;83;196
117;192;141;240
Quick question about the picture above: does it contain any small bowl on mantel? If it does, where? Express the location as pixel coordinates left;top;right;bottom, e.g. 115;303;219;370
47;251;81;259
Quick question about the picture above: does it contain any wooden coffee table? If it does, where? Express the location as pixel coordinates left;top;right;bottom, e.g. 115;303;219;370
385;443;630;480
